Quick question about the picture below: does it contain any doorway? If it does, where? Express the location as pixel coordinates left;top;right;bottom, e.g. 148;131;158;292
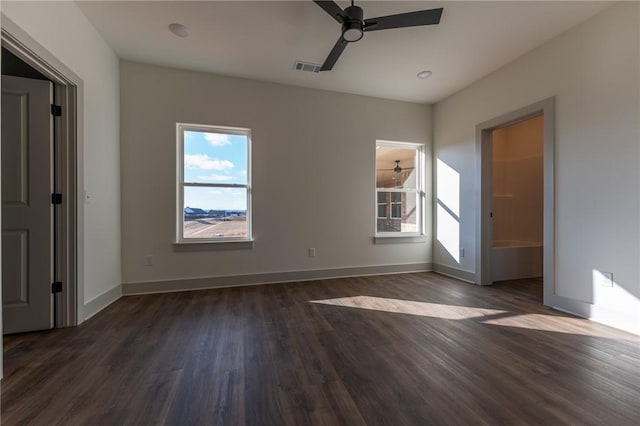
475;98;555;306
490;115;544;300
1;23;80;333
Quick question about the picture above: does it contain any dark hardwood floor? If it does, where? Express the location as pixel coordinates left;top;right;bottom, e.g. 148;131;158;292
492;277;544;302
2;272;639;425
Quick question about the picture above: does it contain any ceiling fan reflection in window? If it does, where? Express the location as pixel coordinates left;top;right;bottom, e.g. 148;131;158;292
313;0;444;71
377;160;415;174
377;160;416;187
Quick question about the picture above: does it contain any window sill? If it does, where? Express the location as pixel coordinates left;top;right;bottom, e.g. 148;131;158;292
173;239;254;251
373;235;427;244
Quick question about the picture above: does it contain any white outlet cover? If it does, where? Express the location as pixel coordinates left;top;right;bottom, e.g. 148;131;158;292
593;270;613;287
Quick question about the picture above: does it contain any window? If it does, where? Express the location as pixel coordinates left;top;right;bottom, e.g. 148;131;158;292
177;123;251;242
377;192;388;218
390;192;403;219
375;141;424;235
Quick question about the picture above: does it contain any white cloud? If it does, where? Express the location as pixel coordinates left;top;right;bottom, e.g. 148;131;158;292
185;154;234;171
204;132;231;147
198;175;233;182
239;169;247;176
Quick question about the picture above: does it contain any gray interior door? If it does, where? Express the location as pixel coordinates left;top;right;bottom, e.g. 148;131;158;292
2;74;54;334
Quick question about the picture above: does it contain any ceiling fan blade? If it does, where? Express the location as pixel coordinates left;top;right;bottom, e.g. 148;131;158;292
364;8;443;32
313;0;346;23
320;36;348;71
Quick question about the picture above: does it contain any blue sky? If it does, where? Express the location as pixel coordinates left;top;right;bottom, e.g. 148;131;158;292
183;130;248;210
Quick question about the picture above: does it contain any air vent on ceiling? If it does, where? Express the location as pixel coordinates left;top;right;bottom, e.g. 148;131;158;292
293;60;321;73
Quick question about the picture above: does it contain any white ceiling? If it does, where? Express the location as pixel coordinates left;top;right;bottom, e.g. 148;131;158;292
77;1;612;104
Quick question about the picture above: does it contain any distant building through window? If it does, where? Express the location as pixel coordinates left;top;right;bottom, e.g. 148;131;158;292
375;141;424;235
177;123;251;242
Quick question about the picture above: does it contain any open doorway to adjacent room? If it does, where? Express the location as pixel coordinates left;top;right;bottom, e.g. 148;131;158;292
490;115;544;301
476;98;555;306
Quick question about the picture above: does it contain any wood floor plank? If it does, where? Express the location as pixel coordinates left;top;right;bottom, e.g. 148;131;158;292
2;272;639;425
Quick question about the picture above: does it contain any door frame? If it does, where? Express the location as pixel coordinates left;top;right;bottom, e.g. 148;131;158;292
1;16;83;328
475;97;555;305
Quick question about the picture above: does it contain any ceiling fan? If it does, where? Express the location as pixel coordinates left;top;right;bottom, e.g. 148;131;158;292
377;160;415;174
313;0;443;71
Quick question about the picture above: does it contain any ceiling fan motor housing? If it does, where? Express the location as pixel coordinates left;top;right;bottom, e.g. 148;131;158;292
342;6;364;42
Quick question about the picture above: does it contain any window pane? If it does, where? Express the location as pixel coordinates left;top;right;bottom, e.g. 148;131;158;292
183;186;247;238
376;191;419;233
377;192;387;203
376;146;417;189
391;202;402;219
183;130;248;185
377;204;388;218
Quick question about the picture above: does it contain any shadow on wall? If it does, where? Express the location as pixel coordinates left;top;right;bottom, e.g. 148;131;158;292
436;158;460;264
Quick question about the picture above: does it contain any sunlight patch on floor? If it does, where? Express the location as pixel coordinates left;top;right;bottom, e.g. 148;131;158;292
482;313;640;341
312;296;640;341
311;296;506;320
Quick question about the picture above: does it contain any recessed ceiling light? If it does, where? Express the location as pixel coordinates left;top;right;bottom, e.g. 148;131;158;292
169;23;190;38
416;70;433;79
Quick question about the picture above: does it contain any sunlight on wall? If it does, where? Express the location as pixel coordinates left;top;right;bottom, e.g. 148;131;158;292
437;204;460;262
592;269;614;302
312;296;506;320
590;269;640;334
436;159;460;216
436;159;461;263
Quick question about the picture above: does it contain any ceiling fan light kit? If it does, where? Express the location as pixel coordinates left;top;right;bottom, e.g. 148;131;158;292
342;6;364;42
313;0;443;71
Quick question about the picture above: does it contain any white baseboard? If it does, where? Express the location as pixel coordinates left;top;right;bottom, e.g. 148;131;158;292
432;264;476;283
122;263;433;295
82;284;122;321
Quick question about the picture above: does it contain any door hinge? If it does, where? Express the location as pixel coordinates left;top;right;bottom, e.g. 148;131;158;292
51;104;62;117
52;193;62;205
52;282;63;294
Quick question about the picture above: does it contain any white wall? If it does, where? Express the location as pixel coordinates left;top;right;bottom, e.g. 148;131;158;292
434;3;640;334
120;61;431;288
2;1;121;319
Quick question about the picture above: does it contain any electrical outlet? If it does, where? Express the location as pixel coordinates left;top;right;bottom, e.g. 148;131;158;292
308;248;316;258
144;255;154;266
460;248;465;258
593;270;613;288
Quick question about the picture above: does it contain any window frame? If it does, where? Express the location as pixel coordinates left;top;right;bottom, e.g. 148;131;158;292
375;140;425;237
176;123;252;244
